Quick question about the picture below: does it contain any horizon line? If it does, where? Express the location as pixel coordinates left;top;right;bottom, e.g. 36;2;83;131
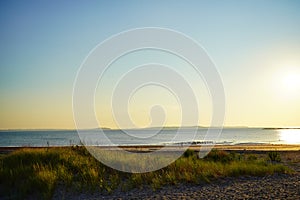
1;125;300;131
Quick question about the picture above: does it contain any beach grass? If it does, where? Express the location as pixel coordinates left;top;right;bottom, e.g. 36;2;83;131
0;147;292;199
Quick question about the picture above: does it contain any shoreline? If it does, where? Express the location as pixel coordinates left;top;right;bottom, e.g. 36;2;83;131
0;144;299;154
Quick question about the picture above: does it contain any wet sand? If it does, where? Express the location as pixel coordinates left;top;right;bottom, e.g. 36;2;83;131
1;144;299;154
214;144;300;151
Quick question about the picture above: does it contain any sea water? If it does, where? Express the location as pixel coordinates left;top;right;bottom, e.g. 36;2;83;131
0;128;299;147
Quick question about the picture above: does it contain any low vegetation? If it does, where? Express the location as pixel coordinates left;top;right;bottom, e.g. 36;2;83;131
267;151;282;162
0;147;292;199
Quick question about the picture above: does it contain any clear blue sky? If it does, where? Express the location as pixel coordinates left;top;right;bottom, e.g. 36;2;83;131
1;0;300;129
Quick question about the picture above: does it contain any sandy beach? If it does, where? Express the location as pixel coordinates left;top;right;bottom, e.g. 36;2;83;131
214;144;300;151
1;144;299;154
52;174;300;200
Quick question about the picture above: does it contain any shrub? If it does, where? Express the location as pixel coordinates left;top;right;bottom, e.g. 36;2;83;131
204;150;235;163
268;151;281;162
246;154;258;161
183;149;196;158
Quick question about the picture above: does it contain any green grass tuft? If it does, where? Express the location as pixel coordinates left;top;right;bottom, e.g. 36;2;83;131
268;151;282;162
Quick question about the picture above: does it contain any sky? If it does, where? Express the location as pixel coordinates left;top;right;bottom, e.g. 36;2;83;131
0;0;300;129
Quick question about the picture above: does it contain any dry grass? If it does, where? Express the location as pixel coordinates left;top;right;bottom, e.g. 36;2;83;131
0;147;293;199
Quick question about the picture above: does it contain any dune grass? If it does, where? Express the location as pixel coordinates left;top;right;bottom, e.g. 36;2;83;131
0;147;292;199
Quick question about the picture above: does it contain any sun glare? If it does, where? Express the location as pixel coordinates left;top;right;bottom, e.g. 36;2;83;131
274;66;300;100
281;68;300;92
279;129;300;144
283;73;300;91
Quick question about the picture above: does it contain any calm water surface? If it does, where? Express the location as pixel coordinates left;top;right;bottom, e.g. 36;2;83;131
0;128;299;147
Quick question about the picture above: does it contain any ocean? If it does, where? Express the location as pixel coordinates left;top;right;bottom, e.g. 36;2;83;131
0;128;299;147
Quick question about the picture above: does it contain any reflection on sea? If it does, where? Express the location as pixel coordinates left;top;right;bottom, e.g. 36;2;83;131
278;129;300;144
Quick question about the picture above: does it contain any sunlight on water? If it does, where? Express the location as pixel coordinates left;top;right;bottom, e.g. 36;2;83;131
279;129;300;144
